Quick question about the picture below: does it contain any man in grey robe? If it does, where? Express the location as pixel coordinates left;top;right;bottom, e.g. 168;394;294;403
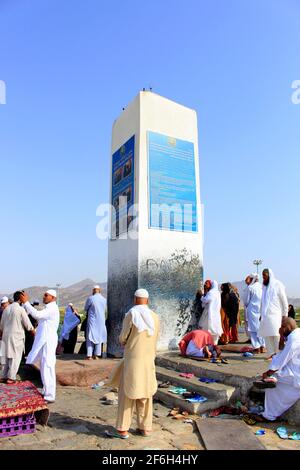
0;291;34;383
84;285;107;359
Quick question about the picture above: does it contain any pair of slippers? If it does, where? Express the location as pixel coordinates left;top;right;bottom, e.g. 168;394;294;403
186;395;208;403
210;357;229;364
179;373;194;379
276;426;300;440
199;377;218;383
169;408;189;420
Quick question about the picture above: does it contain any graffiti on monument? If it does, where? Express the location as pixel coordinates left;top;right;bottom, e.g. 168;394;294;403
107;266;138;357
140;248;203;344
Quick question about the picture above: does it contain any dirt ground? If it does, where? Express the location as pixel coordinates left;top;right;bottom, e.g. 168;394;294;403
0;383;300;451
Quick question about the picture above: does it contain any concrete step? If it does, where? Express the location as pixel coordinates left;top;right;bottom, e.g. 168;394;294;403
154;387;225;415
155;352;259;401
156;366;235;402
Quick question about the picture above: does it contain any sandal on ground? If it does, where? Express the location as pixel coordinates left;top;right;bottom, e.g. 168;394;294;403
243;414;257;425
105;430;129;439
289;432;300;441
276;426;289;439
158;381;171;388
168;407;180;416
220;358;229;364
168;387;187;394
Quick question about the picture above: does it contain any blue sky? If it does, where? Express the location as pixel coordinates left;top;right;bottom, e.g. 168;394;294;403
0;0;299;296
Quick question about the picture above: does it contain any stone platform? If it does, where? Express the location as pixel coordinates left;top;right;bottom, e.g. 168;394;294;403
154;342;300;425
55;355;119;387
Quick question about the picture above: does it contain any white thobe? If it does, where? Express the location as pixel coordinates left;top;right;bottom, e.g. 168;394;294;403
245;282;262;332
259;280;288;338
23;301;59;401
241;283;250;337
84;293;107;345
0;302;33;379
199;282;223;343
263;329;300;420
245;282;265;349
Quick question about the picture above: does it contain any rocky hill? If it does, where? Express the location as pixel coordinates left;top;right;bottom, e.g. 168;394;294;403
2;278;298;310
2;279;107;311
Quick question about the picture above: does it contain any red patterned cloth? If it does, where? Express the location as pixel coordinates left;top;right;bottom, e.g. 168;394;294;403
0;381;48;418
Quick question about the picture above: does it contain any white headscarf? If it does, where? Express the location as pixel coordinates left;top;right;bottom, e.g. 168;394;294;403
127;304;155;336
201;280;223;336
60;305;80;341
261;269;277;317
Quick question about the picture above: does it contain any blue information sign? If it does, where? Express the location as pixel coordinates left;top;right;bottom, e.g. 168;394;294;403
111;135;135;236
148;131;197;232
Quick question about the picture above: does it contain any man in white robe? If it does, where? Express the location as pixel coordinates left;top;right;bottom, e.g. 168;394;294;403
20;289;60;403
258;269;288;357
244;273;265;353
199;280;223;345
261;317;300;421
242;275;252;342
84;285;107;359
0;292;34;383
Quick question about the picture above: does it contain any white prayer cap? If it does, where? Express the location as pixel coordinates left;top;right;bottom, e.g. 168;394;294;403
93;285;100;289
134;288;149;299
45;289;57;298
68;302;73;306
0;296;8;304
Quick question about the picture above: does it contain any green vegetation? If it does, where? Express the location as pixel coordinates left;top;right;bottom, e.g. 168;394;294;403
239;308;300;327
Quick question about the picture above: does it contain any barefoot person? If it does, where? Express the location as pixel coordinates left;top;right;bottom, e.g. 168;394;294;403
107;289;159;439
21;290;59;403
260;317;300;422
0;291;34;384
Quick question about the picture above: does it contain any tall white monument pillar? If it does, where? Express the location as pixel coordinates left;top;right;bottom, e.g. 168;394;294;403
107;91;203;356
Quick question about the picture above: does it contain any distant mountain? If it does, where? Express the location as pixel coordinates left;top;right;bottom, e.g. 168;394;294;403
289;298;300;308
2;279;107;311
2;278;298;310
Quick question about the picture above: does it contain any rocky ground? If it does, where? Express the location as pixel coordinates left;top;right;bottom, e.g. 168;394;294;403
0;385;202;451
0;382;300;451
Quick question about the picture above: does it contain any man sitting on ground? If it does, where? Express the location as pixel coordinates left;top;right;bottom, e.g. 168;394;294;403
259;317;300;422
